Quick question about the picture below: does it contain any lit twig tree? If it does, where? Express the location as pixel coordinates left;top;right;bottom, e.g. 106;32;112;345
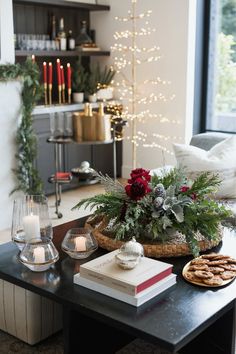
111;0;176;169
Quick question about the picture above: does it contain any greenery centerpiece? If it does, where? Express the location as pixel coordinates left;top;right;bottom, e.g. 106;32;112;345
73;167;233;257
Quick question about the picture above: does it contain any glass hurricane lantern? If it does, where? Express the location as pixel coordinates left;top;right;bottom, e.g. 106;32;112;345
11;195;52;250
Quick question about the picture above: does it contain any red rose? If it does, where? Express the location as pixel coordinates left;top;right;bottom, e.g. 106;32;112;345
128;168;151;183
191;193;197;200
125;178;151;201
180;186;189;192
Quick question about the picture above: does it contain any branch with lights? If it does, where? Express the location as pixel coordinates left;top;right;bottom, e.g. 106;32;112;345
111;0;178;168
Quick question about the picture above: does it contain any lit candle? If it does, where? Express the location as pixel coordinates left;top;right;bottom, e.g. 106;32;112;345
75;236;86;251
31;54;35;63
67;63;71;89
57;58;61;86
23;214;41;241
43;62;47;84
33;246;45;263
60;65;65;85
48;62;53;84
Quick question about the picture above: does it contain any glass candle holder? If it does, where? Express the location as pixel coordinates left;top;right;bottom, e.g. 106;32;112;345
11;195;52;250
19;239;59;272
61;228;98;259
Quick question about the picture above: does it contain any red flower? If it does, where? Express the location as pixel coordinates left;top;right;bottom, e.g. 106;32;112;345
125;178;151;201
191;193;197;200
180;186;197;200
180;186;190;193
128;168;151;183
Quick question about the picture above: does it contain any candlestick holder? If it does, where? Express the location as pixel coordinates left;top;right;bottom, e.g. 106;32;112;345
11;195;52;250
19;239;59;272
44;83;48;105
62;84;66;104
49;84;52;105
61;228;98;259
68;88;72;104
58;85;62;105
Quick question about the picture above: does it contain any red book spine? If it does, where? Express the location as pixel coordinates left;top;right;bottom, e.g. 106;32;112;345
136;267;173;294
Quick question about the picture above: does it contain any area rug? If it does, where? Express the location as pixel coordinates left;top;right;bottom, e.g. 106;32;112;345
0;330;175;354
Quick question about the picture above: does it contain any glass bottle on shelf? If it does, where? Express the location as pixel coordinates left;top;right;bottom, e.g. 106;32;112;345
51;14;57;40
58;17;67;51
83;103;96;141
68;30;75;50
76;20;92;48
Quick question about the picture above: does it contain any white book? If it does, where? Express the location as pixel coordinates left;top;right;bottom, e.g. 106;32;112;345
74;273;176;307
79;250;173;296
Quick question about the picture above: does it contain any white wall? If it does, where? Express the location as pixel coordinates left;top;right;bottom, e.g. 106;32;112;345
91;0;197;177
0;0;21;231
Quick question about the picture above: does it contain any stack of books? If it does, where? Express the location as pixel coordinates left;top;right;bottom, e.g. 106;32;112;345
73;250;176;307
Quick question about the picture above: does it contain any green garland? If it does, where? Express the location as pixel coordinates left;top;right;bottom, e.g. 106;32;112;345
0;58;43;194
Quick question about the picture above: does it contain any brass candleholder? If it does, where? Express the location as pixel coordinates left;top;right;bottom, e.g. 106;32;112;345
68;88;72;104
58;85;62;105
62;83;66;104
44;83;48;105
48;84;52;105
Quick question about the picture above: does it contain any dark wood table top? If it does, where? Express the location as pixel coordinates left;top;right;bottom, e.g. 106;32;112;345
0;217;235;352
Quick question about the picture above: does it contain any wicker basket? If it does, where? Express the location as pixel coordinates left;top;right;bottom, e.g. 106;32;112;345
85;215;223;258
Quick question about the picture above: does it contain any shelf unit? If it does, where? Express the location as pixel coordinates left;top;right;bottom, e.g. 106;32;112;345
13;0;110;11
13;0;122;195
15;50;110;57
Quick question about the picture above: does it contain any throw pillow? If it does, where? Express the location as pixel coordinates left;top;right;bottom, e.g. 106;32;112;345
173;136;236;199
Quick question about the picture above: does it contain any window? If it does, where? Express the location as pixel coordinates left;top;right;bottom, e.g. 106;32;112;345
205;0;236;133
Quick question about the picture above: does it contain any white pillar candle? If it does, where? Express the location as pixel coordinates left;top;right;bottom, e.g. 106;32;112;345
33;246;45;263
75;236;86;251
23;214;40;241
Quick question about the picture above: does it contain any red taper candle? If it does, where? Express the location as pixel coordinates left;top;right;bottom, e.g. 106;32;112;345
56;58;61;86
43;62;47;84
48;62;53;84
67;63;71;89
60;65;65;85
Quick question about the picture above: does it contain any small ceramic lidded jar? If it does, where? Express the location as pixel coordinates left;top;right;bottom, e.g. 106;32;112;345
115;237;144;270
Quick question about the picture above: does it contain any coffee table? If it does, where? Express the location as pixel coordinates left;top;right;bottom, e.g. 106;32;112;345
0;217;235;354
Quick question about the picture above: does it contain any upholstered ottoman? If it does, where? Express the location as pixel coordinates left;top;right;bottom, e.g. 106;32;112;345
0;280;62;345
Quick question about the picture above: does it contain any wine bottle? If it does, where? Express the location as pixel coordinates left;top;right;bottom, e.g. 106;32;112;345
68;30;75;50
58;17;67;51
83;103;96;141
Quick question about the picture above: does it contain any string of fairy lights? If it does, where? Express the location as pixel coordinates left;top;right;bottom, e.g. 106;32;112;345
110;0;180;168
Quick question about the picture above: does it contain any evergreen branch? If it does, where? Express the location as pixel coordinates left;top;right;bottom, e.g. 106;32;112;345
0;58;43;195
93;171;127;196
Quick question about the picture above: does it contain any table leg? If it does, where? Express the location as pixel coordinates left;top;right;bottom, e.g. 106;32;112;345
62;306;135;354
179;305;235;354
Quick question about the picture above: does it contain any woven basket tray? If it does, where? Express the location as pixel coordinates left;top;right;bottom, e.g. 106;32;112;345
85;215;223;258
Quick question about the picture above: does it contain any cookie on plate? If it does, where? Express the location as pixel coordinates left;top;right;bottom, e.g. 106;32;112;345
203;276;224;286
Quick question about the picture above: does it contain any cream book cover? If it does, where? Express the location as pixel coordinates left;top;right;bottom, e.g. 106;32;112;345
74;273;176;307
79;250;173;296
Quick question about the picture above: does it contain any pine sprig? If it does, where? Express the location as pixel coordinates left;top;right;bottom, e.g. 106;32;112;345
72;193;124;219
188;172;221;197
93;171;127;197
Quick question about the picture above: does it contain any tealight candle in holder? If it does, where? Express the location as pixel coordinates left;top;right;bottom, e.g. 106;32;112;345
19;239;59;272
61;228;98;259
